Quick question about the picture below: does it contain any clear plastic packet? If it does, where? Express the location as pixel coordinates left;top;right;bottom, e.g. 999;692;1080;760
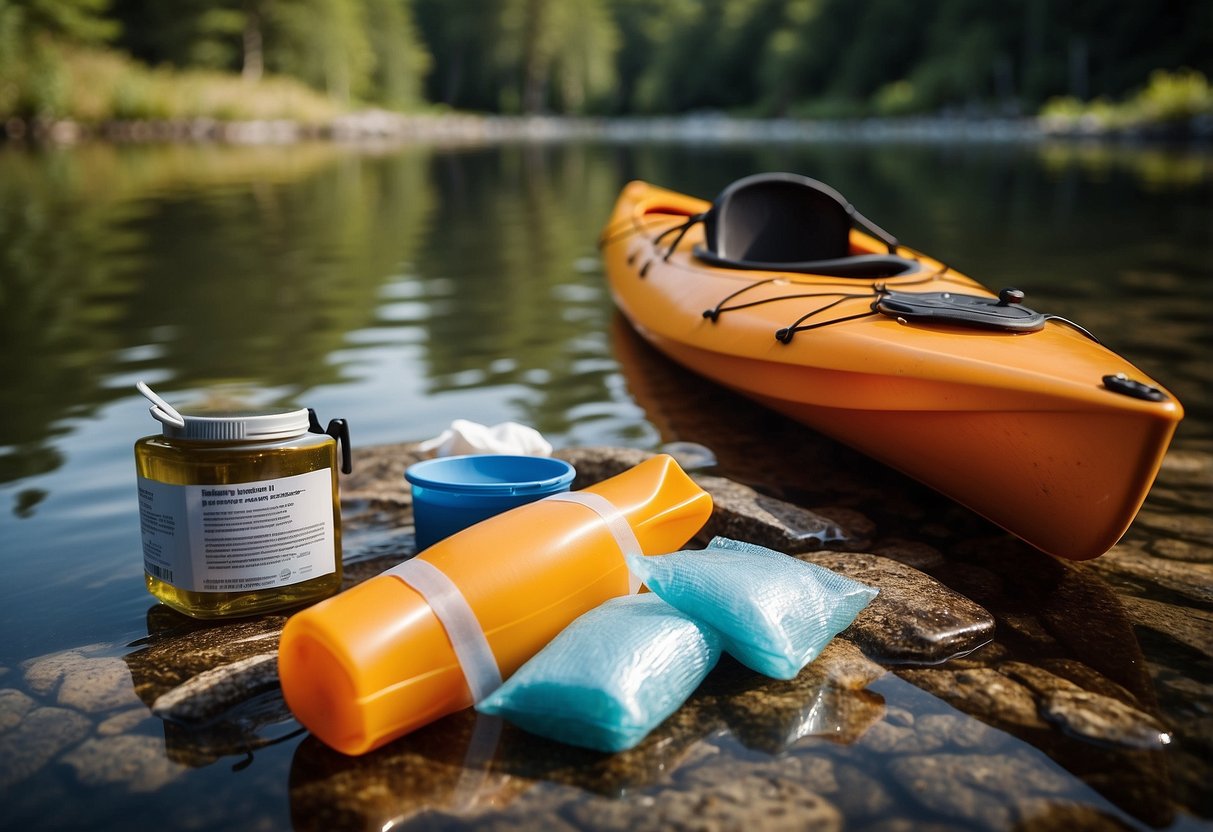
475;593;721;752
627;537;877;680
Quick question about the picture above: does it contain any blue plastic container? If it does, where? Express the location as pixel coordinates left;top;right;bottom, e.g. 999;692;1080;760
405;455;576;551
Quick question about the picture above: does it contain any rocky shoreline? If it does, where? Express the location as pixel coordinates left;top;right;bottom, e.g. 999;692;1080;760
3;439;1209;830
4;111;1211;147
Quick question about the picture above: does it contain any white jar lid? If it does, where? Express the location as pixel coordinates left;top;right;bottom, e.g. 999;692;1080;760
138;381;310;441
160;408;311;441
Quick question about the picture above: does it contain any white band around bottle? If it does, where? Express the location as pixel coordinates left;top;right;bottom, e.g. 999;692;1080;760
385;558;503;704
544;491;643;594
384;491;641;703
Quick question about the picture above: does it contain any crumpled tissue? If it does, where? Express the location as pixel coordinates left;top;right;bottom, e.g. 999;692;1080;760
418;419;552;458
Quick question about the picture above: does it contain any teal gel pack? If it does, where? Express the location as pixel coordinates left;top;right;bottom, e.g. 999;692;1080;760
628;537;878;680
476;593;721;753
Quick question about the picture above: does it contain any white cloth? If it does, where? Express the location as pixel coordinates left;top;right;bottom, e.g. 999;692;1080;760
418;419;552;458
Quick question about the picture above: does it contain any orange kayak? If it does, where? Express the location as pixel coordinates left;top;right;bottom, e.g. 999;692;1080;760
601;174;1182;560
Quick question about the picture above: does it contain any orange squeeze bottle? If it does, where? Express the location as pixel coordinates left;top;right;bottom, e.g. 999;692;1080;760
278;454;712;755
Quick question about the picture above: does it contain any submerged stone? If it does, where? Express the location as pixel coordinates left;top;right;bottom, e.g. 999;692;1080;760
62;735;186;792
0;704;91;789
562;772;843;832
55;656;141;714
886;751;1071;829
713;646;888;753
897;668;1045;730
1040;690;1172;750
0;687;35;731
21;644;109;696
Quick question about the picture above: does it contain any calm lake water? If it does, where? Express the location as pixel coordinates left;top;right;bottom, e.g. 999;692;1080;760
0;136;1210;830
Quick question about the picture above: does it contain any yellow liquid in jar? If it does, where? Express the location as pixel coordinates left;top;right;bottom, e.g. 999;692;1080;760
134;432;342;619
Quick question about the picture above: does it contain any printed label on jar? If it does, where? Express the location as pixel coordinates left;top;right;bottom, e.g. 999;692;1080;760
137;469;335;593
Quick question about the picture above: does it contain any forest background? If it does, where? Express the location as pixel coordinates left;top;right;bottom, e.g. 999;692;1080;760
1;0;1211;129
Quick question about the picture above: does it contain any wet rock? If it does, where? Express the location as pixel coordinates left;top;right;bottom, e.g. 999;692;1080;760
1011;801;1138;831
939;640;1011;670
915;713;1005;753
21;644;108;696
495;698;724;798
998;661;1083;697
897;668;1046;730
956;539;1159;709
340;441;419;506
0;687;35;731
56;656;142;713
161;690;299;767
886;751;1071;830
694;474;851;551
152;652;279;724
811;507;877;548
124;614;289;705
831;763;897;822
998;614;1059;649
860;716;950;755
724;680;886;753
1037;659;1140;705
1130;508;1213;552
678;753;841;797
1118;595;1213;658
1040;690;1172;750
0;705;91;789
703;640;886;753
997;661;1173;750
562;773;843;832
803;552;996;664
559;446;651;488
61;735;186;792
856;821;970;832
871;539;946;571
1148;536;1213;563
1156;446;1213;488
927;562;1003;607
98;707;153;736
805;638;889;690
1090;545;1213;605
289;711;535;831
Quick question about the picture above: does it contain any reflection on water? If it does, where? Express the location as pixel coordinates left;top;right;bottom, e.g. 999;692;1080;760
0;137;1209;831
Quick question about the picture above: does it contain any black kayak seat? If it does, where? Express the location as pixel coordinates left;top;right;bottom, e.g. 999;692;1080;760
695;172;923;278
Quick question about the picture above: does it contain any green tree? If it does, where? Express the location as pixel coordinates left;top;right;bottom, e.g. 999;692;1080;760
263;0;373;103
364;0;431;109
109;0;243;70
414;0;500;109
495;0;620;114
0;0;118;116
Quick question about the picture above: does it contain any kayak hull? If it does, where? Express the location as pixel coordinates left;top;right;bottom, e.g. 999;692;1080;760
603;181;1183;560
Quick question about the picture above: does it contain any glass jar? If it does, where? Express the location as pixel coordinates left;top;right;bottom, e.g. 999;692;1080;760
134;401;346;619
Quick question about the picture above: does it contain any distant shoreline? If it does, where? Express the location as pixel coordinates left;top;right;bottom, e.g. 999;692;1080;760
3;111;1209;147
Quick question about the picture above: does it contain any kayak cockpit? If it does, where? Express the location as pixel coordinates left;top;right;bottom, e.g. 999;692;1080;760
692;172;924;278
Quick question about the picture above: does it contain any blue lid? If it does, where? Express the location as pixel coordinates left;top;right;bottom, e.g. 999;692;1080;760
405;455;575;496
